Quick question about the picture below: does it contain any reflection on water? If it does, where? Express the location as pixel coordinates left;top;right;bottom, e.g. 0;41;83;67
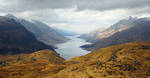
55;35;91;59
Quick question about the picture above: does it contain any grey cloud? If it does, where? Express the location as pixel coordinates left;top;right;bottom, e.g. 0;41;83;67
0;0;149;12
76;0;149;11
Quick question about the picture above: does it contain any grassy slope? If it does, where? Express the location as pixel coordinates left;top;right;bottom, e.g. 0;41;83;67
0;50;65;78
1;42;150;78
51;42;150;78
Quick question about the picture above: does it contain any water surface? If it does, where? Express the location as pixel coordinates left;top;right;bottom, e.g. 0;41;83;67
56;36;91;59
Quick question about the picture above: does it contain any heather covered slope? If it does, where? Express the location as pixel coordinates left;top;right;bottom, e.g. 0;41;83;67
50;42;150;78
81;17;150;51
1;42;150;78
0;16;54;55
0;50;65;78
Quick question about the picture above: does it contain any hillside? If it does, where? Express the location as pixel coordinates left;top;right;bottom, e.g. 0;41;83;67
50;42;150;78
0;50;65;78
79;27;106;42
1;42;150;78
54;28;80;36
80;16;138;43
0;16;54;55
5;14;68;47
81;17;150;51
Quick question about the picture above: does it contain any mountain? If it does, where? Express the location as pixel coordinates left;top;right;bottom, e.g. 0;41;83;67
0;16;54;55
80;16;137;43
1;42;150;78
79;27;106;42
81;17;150;51
5;14;68;47
54;28;80;36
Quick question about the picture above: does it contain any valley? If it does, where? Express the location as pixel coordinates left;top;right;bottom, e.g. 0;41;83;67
0;15;150;78
0;2;150;77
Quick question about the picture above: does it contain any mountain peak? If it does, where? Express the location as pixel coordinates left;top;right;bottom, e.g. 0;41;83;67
5;14;18;20
124;16;137;21
5;14;15;18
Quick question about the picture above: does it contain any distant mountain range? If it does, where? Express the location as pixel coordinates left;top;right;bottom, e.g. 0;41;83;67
79;27;106;42
80;16;138;42
54;28;80;36
0;16;54;55
5;14;68;47
80;16;150;51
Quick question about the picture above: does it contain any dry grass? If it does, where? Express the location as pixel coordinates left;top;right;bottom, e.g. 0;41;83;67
1;42;150;78
0;50;65;78
51;42;150;78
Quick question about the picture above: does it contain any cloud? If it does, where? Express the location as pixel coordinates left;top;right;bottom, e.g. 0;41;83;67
14;7;148;33
0;0;149;12
0;0;149;33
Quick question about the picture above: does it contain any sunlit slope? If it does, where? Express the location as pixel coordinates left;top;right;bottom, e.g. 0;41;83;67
79;16;138;43
51;42;150;78
1;42;150;78
0;50;65;78
81;17;150;51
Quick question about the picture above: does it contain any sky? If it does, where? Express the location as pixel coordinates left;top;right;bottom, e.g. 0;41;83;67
0;0;149;33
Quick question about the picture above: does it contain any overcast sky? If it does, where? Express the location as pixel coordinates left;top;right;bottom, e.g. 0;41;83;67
0;0;149;33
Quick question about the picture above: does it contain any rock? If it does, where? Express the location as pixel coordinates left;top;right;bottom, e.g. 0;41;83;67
71;61;80;64
71;68;78;71
134;61;141;65
142;45;150;49
0;61;8;67
97;60;102;66
121;64;136;71
88;76;93;78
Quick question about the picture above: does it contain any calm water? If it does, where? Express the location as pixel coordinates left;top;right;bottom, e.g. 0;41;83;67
55;36;91;59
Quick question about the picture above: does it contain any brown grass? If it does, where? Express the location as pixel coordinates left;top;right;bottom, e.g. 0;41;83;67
1;42;150;78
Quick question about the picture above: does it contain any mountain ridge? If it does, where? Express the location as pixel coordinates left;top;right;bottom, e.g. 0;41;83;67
80;16;139;42
0;16;54;55
5;14;69;47
80;17;150;51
